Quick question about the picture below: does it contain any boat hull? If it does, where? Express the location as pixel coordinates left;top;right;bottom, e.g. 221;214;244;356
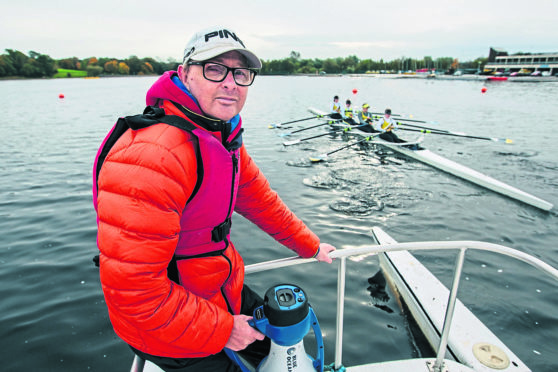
372;227;530;372
376;141;553;211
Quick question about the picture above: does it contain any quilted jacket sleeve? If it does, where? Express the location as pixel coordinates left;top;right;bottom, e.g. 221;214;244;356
234;145;320;258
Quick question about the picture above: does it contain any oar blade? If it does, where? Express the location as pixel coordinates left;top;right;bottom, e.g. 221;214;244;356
495;138;513;144
309;154;328;163
268;123;282;129
283;139;301;146
278;132;292;137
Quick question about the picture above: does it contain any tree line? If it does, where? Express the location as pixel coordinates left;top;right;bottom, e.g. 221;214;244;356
0;49;488;79
262;51;488;75
0;49;180;78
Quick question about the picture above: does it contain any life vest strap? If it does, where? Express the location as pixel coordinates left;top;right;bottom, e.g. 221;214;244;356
211;218;232;242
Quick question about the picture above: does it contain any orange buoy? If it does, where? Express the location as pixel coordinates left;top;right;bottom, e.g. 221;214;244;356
481;87;487;93
352;89;357;94
59;94;65;99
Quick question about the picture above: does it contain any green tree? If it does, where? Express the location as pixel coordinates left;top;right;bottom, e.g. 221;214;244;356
341;55;359;73
279;59;295;74
29;51;56;76
5;49;28;75
86;65;103;77
127;56;142;75
0;54;17;76
21;59;43;77
289;51;301;61
322;58;340;74
58;57;80;70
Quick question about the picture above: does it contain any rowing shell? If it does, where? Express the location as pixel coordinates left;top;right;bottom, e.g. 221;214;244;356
375;138;553;211
308;107;553;211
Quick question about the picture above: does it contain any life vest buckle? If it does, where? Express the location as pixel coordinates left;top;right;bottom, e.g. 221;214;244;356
211;218;232;242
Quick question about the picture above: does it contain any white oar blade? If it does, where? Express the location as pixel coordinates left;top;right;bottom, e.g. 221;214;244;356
268;123;281;129
278;132;292;137
283;139;301;146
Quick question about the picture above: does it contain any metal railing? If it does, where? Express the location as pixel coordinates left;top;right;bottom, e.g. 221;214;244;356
245;237;558;372
131;236;558;372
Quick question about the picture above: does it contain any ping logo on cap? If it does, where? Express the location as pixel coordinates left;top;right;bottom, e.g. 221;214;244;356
204;29;246;48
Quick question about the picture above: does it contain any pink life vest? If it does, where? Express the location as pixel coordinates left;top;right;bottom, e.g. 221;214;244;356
93;106;242;259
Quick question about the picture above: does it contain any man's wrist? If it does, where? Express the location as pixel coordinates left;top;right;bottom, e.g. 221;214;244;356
312;246;320;258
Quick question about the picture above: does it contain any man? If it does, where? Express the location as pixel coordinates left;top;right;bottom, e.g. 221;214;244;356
357;103;379;133
374;108;406;143
93;26;336;371
330;95;342;119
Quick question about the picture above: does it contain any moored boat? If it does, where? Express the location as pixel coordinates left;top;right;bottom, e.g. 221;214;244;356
486;76;508;81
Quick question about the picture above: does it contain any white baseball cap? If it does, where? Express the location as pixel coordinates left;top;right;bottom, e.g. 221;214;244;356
182;26;262;69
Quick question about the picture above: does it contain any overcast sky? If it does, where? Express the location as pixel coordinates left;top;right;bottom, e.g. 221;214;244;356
1;0;557;62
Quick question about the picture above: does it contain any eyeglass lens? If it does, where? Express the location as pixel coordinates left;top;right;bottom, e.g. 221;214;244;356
203;63;255;86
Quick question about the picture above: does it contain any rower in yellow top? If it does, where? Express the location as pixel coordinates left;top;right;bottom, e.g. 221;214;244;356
343;99;357;126
330;95;342;119
374;108;406;143
357;103;379;133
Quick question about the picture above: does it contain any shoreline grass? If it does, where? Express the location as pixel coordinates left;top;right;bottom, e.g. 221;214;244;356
53;69;88;78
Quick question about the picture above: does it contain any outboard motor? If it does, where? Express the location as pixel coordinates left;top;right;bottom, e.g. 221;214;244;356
228;284;324;372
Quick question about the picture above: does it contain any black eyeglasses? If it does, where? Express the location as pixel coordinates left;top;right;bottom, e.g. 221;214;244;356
188;61;258;86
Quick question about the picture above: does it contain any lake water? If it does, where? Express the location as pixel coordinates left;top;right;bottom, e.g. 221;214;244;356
1;75;557;371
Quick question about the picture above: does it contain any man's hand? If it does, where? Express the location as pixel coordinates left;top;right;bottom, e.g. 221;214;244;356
225;315;265;351
315;243;336;264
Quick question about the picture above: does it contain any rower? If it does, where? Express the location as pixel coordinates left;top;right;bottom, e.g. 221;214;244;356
344;99;357;126
357;103;380;133
375;108;423;150
375;108;405;143
330;95;342;119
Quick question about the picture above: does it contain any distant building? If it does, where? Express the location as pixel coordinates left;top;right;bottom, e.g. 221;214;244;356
483;47;558;76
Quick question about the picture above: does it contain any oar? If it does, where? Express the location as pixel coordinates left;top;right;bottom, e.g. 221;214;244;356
394;117;438;124
283;123;368;146
397;122;449;133
269;113;332;129
278;119;344;137
309;134;379;162
398;128;513;143
354;110;401;118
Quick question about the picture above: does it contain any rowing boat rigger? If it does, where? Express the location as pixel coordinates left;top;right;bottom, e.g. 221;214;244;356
307;108;553;211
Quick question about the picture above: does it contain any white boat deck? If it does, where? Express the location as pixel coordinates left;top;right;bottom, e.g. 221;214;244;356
346;358;475;372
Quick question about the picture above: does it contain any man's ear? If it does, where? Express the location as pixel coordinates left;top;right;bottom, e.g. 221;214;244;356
177;64;188;83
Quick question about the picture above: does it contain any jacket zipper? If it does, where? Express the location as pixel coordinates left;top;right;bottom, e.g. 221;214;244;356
220;252;234;314
219;150;238;314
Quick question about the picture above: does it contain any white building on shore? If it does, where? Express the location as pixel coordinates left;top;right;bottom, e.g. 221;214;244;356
483;47;558;76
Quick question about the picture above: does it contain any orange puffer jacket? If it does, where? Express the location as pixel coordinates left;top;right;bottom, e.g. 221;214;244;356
96;99;320;358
